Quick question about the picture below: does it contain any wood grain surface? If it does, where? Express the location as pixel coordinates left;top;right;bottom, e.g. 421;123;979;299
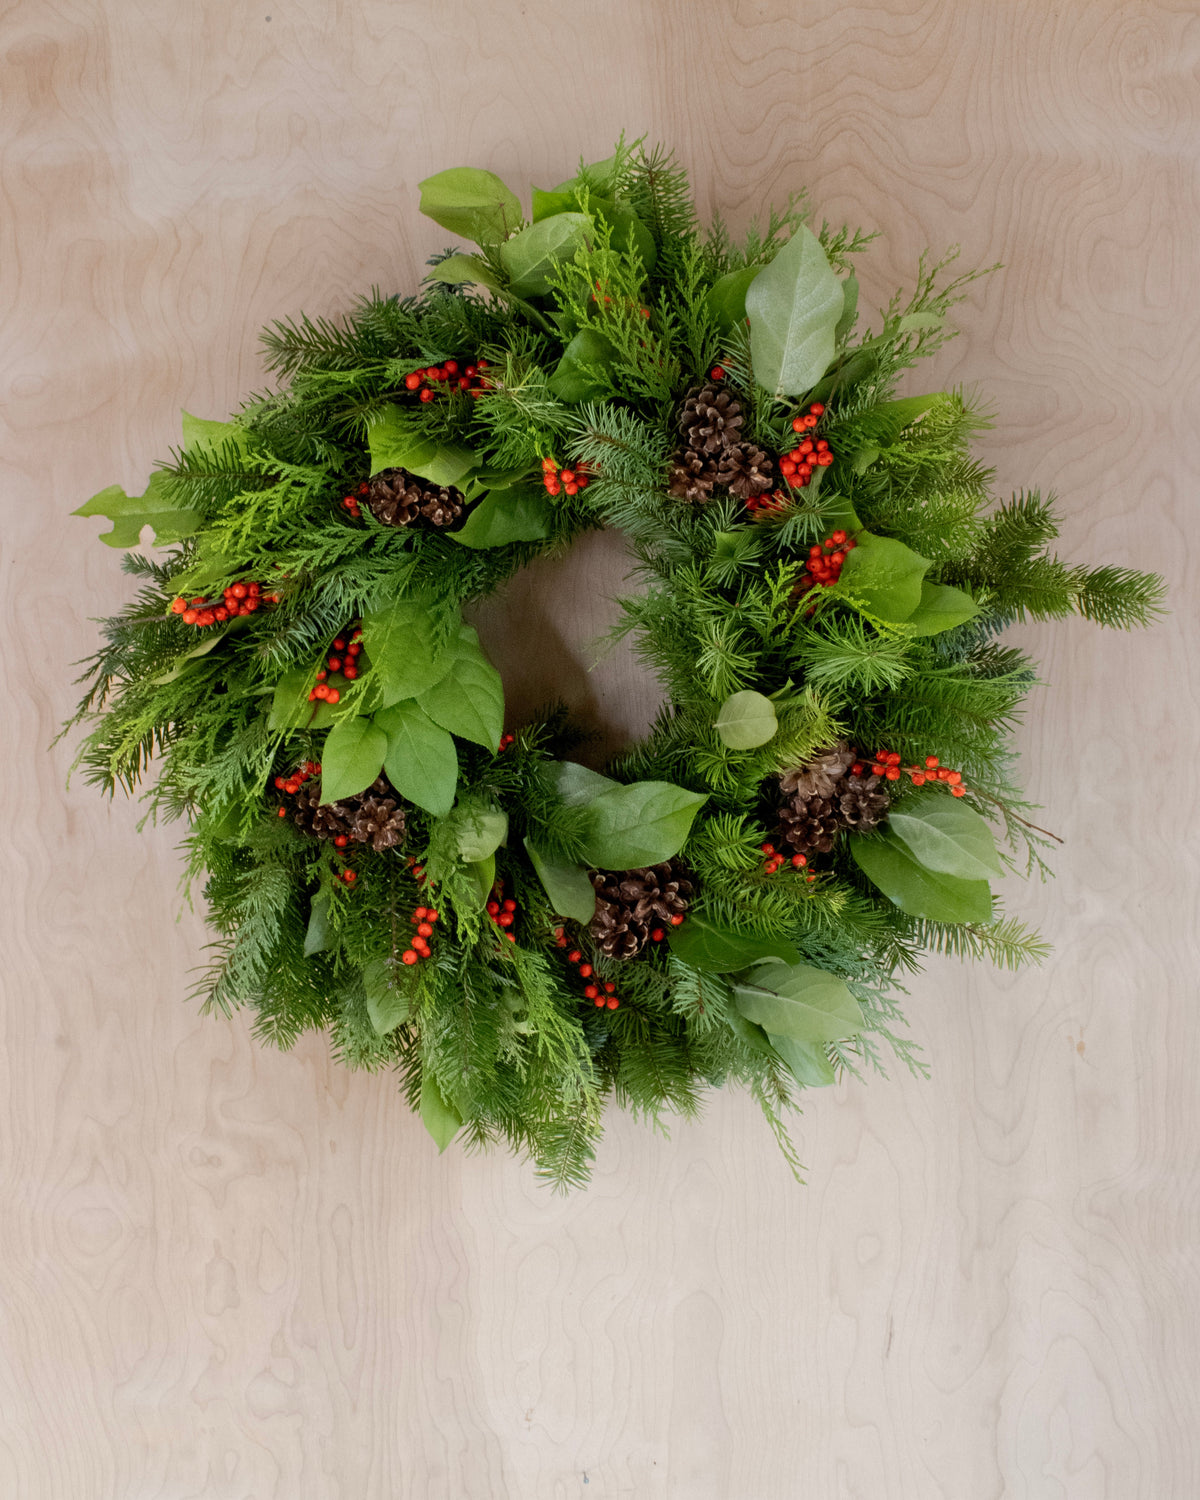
3;1;1197;1495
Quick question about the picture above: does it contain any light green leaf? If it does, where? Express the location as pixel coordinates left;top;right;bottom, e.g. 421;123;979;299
834;273;859;343
768;1033;837;1087
426;253;504;295
531;186;577;221
589;198;656;273
896;311;944;334
667;914;801;974
319;715;387;803
851;831;993;924
455;806;509;863
359;598;451;705
416;624;505;749
449;483;553;548
150;615;251;685
303;890;331;957
725;1006;777;1059
363;957;411;1035
180;410;250;458
869;392;943;439
525;839;596;924
577;781;708;870
713;690;778;750
464;852;496;908
903;581;982;637
417;166;522;245
838;530;931;622
268;666;315;731
72;471;202;550
547;326;617;402
707;265;762;334
732;961;863;1043
886;795;1003;881
746;224;844;398
367;404;475;486
419;1072;462;1152
552;760;618;806
376;701;458;817
499;212;592;297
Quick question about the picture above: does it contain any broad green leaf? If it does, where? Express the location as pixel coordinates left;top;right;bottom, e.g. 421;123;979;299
869;392;943;439
725;1006;777;1059
464;852;496;908
667;914;802;974
449;483;553;548
768;1033;837;1087
180;410;250;458
833;273;859;343
416;624;505;749
838;530;931;622
886;795;1003;881
851;831;993;924
589;198;656;273
554;152;618;195
577;781;707;869
817;490;862;535
746;224;844;398
903;582;982;637
896;311;944;334
376;701;458;817
359;598;451;705
732;961;863;1043
367;404;476;486
417;166;522;245
713;690;778;750
72;471;202;550
319;714;387;803
531;186;577;220
455;806;509;862
547;326;617;402
150;616;250;685
707;265;762;334
419;1072;462;1151
499;213;592;297
525;839;596;924
303;891;331;957
552;760;619;806
426;253;504;295
363;957;411;1035
268;666;315;731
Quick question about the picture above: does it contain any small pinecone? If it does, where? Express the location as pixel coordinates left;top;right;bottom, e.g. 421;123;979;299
678;384;744;455
838;772;889;834
776;742;859;857
352;780;407;851
588;860;694;960
292;782;356;843
367;467;463;529
666;448;718;502
716;441;775;499
777;795;842;857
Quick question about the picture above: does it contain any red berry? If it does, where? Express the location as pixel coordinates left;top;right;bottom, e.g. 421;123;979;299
444;360;458;375
419;388;434;403
670;913;685;926
886;767;901;781
335;834;349;848
710;365;725;380
401;950;418;965
404;372;422;390
426;910;438;922
650;928;665;942
593;996;606;1008
417;922;434;938
792;416;806;433
761;843;776;854
584;985;599;999
578;963;593;978
791;854;806;868
486;901;500;917
342;870;356;883
182;610;198;625
951;785;967;797
947;771;962;786
568;950;582;964
278;807;287;817
170;597;187;614
809;402;825;415
606;997;619;1010
326;689;340;704
912;773;926;786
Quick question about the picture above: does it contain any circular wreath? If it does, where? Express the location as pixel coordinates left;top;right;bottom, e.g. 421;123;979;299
69;142;1161;1186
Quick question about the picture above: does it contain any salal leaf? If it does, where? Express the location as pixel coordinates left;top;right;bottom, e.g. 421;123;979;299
464;852;496;907
548;326;617;402
834;273;859;343
746;224;844;397
426;253;504;295
499;212;592;297
367;404;475;486
359;598;451;705
303;890;331;957
454;805;509;862
713;690;778;750
868;392;943;440
417;166;522;245
886;795;1003;881
181;410;250;458
416;624;504;749
554;152;618;195
450;484;553;548
268;666;314;731
363;957;411;1036
419;1073;462;1152
851;831;992;924
707;265;762;334
72;470;202;550
553;760;618;806
525;839;596;924
577;781;707;869
838;530;931;622
376;701;458;817
725;1006;777;1059
903;582;981;637
768;1033;837;1087
732;961;863;1043
667;914;801;974
320;714;387;803
532;186;577;220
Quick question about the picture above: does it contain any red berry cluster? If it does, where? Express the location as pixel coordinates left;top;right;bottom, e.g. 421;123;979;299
403;358;491;403
852;751;968;797
779;403;833;489
554;928;622;1009
405;853;429;886
760;842;818;882
497;732;516;752
803;530;857;589
340;481;368;519
308;627;364;705
399;904;440;965
274;759;320;814
486;883;519;945
540;456;591;498
170;579;278;627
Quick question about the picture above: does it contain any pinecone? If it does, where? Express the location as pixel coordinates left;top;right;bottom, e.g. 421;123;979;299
666;448;718;502
292;775;407;852
588;860;694;960
716;441;775;499
292;782;356;843
779;742;857;804
776;742;865;857
777;795;842;857
678;383;744;455
367;467;464;529
837;772;889;834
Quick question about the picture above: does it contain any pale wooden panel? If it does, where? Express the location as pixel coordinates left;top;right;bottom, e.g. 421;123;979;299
2;0;1197;1496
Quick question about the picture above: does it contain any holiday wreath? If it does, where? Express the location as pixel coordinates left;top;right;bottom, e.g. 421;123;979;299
68;143;1162;1186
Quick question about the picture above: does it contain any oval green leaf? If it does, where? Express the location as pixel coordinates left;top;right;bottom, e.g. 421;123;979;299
376;701;458;817
733;961;863;1044
745;224;844;398
886;795;1003;880
548;326;617;402
417;166;522;245
419;1072;463;1152
367;404;476;486
450;484;553;548
320;714;388;803
577;781;707;869
364;957;412;1036
768;1033;837;1088
416;625;505;749
359;598;451;706
850;830;993;924
667;914;801;974
499;213;592;297
426;253;504;295
525;840;596;924
838;531;931;622
713;690;778;750
903;582;982;637
706;265;761;333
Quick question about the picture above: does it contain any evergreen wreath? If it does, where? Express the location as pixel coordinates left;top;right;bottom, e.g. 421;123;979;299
67;142;1163;1187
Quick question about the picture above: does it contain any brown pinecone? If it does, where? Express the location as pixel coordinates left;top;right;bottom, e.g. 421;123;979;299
292;781;356;842
367;467;463;529
779;742;857;804
678;384;744;455
716;441;775;498
777;795;842;857
837;772;889;834
666;448;718;502
352;780;407;851
588;860;694;960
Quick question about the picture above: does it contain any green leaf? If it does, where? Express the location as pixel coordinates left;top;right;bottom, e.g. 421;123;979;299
547;326;617;402
869;392;943;439
896;311;944;334
531;186;577;221
426;253;505;295
416;624;505;749
180;410;250;458
589;198;656;273
464;852;496;908
577;781;708;869
554;152;618;195
150;616;251;685
498;213;592;297
745;224;844;398
850;831;993;924
268;666;315;731
838;530;931;622
667;914;801;974
419;1073;462;1152
732;961;863;1044
72;471;203;550
834;273;859;343
376;701;458;817
366;404;475;486
449;483;553;548
319;715;387;803
552;760;618;806
707;265;762;333
903;581;982;637
303;890;331;957
359;598;450;705
713;690;778;750
768;1033;836;1088
886;795;1003;881
417;166;522;245
725;1006;777;1059
363;957;411;1036
525;839;596;924
455;806;508;863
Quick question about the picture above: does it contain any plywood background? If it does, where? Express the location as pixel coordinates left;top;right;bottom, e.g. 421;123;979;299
3;1;1196;1495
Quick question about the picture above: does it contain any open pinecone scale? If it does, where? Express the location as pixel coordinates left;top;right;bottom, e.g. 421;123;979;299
667;382;775;502
292;775;407;852
367;466;464;530
588;860;694;959
776;742;890;858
